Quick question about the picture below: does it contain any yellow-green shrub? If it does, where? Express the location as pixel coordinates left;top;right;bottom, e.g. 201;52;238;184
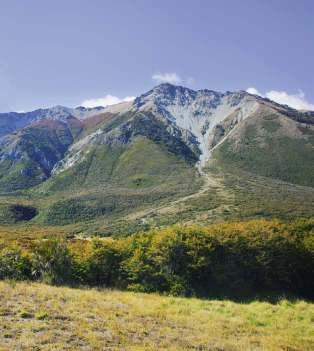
0;219;313;299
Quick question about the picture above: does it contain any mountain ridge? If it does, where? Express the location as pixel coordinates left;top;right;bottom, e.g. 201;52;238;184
0;83;313;232
1;83;314;185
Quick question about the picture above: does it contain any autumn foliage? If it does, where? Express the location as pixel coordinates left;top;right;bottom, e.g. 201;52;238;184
0;219;313;299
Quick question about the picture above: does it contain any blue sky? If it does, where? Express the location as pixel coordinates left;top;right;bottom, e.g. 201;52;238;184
0;0;313;112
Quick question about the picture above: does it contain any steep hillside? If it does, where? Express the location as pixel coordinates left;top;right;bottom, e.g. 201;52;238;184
211;102;314;187
0;117;83;191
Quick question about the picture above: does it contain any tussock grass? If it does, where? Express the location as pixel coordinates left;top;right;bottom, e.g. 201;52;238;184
0;281;313;350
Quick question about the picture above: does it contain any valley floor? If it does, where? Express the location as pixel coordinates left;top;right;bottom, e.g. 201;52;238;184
0;282;313;351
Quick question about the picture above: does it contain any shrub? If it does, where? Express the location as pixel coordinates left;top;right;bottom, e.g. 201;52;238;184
122;233;168;293
0;248;32;280
86;239;125;287
32;239;73;285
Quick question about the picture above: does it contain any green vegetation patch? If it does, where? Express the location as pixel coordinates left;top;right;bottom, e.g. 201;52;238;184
214;123;314;187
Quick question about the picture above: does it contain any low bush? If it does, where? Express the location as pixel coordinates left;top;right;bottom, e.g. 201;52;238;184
32;239;73;285
0;247;32;280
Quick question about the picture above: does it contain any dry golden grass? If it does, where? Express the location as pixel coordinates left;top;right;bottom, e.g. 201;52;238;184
0;225;67;244
0;281;313;350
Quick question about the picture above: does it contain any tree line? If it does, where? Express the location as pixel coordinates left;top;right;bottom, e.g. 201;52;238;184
1;219;313;300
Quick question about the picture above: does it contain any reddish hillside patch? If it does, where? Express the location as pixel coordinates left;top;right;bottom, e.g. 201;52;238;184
83;112;116;129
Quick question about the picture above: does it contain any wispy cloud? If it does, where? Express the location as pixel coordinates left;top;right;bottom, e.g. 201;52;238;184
152;72;195;86
81;94;135;108
246;87;314;111
152;72;182;84
186;77;195;85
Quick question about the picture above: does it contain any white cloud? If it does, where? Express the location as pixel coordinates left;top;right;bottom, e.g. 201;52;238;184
152;72;196;86
152;72;182;84
265;90;314;111
81;94;135;108
246;87;261;96
246;87;314;111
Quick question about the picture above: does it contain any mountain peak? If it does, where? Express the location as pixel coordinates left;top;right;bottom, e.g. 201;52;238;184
130;84;260;166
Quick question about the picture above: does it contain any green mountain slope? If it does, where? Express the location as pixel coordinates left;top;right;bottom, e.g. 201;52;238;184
211;105;314;187
35;136;200;226
0;118;83;192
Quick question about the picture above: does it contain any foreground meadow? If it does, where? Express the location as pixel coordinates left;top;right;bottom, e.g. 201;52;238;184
0;281;313;351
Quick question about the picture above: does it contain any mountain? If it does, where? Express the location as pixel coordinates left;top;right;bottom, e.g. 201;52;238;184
0;83;313;233
0;105;104;140
0;105;108;191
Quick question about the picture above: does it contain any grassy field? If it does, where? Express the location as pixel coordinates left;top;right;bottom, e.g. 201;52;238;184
0;281;313;350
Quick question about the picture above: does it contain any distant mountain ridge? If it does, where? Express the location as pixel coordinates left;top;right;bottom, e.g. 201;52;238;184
0;105;105;140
